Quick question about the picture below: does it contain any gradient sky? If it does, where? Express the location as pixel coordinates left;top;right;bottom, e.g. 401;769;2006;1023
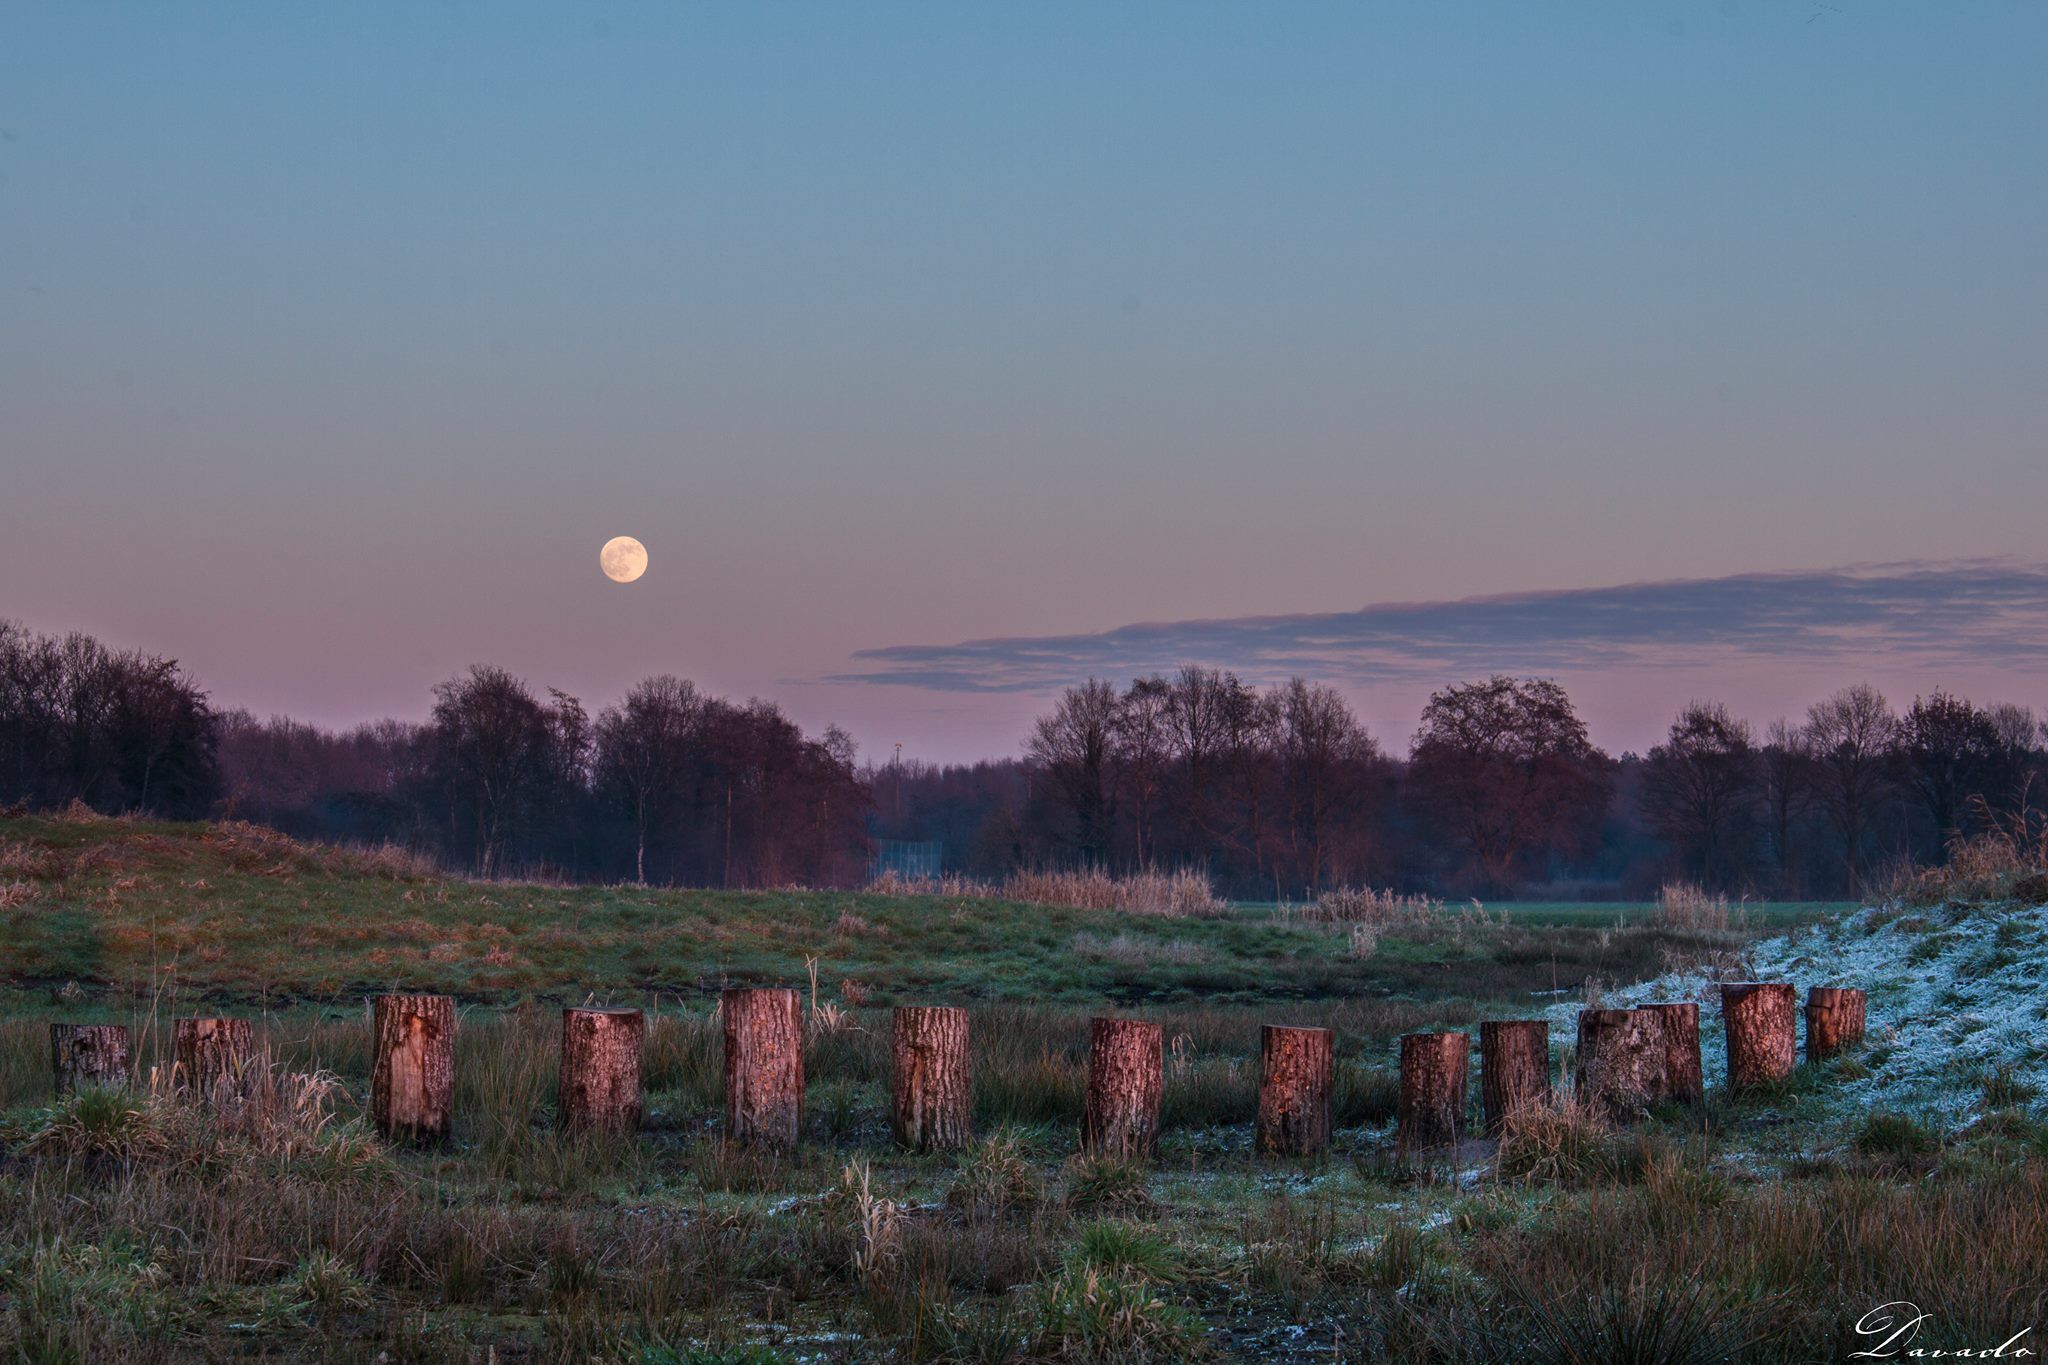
5;3;2045;763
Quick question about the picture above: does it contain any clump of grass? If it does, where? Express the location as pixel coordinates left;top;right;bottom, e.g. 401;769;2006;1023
869;866;1228;917
1063;1153;1153;1214
287;1250;372;1314
1292;886;1441;925
1066;1221;1179;1280
1492;1092;1648;1185
22;1087;171;1166
946;1129;1046;1222
1031;1266;1209;1362
1981;1063;2040;1109
1655;881;1744;932
1856;1111;1942;1157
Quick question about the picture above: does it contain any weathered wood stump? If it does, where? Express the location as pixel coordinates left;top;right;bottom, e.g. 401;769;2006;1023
1397;1031;1468;1153
1082;1016;1163;1159
1639;1002;1703;1105
724;987;804;1150
891;1005;972;1152
1805;987;1868;1062
370;994;456;1141
51;1023;130;1095
1575;1009;1664;1115
1256;1024;1333;1156
174;1016;255;1100
1479;1020;1550;1134
1721;982;1797;1091
559;1007;644;1133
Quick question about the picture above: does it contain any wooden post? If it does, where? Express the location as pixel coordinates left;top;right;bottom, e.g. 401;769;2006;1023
724;987;804;1150
51;1023;130;1095
1575;1009;1663;1116
1397;1031;1468;1153
1639;1002;1702;1105
891;1005;972;1152
370;994;456;1141
1806;987;1867;1062
173;1017;254;1100
559;1007;644;1133
1721;982;1797;1091
1256;1024;1333;1156
1478;1020;1549;1134
1082;1016;1163;1159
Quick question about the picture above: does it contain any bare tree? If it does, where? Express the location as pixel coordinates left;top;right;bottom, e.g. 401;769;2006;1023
595;676;702;883
1278;679;1382;895
1407;676;1611;895
1114;677;1173;866
1642;701;1759;889
1803;684;1898;889
1897;691;1998;860
1025;679;1122;865
1758;717;1810;892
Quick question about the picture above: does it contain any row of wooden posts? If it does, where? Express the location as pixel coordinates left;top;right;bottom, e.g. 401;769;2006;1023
47;982;1867;1157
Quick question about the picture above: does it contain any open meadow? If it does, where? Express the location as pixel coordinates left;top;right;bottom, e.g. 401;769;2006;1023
3;812;2046;1362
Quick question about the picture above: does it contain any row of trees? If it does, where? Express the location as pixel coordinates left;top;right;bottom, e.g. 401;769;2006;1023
8;618;2046;897
872;672;2048;899
0;621;868;887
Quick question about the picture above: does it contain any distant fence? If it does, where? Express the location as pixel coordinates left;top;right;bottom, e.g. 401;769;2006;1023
869;839;944;881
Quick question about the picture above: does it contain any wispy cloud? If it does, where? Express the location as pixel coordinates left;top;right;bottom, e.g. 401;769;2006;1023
830;560;2048;694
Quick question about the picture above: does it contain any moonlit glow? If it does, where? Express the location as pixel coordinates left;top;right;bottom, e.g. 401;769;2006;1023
600;536;648;584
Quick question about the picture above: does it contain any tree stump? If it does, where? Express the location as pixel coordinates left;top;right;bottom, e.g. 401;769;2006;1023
51;1023;130;1095
1082;1016;1163;1159
1575;1009;1664;1115
1639;1002;1702;1105
891;1005;972;1152
1397;1031;1468;1153
173;1017;255;1100
1256;1024;1333;1156
559;1007;644;1133
1721;982;1797;1091
724;987;804;1150
1806;987;1868;1062
370;994;456;1141
1479;1020;1550;1135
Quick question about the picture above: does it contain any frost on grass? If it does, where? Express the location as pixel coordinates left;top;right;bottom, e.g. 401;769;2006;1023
1543;895;2048;1119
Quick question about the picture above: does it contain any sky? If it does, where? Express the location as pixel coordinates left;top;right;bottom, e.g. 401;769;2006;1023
4;2;2046;764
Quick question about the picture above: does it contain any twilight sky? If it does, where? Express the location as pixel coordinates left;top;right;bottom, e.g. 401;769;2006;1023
4;3;2045;764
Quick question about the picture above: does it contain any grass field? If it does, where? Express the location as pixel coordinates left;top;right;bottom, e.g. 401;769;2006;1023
2;813;2044;1361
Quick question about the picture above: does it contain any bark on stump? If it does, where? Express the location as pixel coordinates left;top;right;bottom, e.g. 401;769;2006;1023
1639;1002;1703;1105
724;988;804;1150
51;1023;130;1095
1721;982;1797;1091
1256;1024;1334;1157
173;1017;254;1100
1479;1020;1550;1135
1575;1009;1664;1116
891;1005;972;1152
559;1007;644;1133
370;994;456;1141
1397;1031;1468;1154
1082;1017;1164;1159
1806;987;1868;1062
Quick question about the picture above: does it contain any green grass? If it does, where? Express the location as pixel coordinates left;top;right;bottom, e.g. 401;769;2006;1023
0;814;1790;1013
2;816;2038;1361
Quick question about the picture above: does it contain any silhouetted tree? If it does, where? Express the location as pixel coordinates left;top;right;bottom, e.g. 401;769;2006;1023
1642;702;1759;889
1804;684;1899;890
1407;676;1611;895
1897;691;1999;861
1025;679;1122;864
594;675;702;883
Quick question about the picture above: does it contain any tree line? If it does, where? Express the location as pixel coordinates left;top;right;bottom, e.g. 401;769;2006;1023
6;619;2045;898
870;668;2048;900
0;622;867;886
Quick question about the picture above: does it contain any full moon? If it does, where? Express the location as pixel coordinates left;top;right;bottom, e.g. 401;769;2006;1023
599;536;648;584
